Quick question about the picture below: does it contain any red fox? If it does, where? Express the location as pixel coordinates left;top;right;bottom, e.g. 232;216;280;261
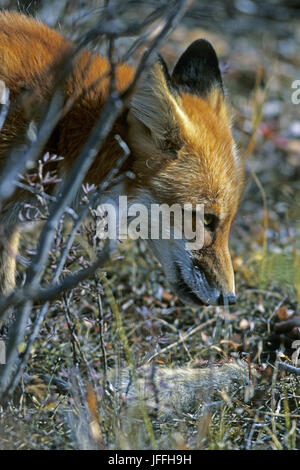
0;11;244;306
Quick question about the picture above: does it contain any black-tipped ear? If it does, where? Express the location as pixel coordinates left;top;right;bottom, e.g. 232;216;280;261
171;39;223;96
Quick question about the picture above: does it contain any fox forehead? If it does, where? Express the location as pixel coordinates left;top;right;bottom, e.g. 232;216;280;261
150;91;244;217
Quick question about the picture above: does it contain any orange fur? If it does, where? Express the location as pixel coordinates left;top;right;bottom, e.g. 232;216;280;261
0;11;134;180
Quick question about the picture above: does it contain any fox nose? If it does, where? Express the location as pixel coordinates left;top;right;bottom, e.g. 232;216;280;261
217;292;236;306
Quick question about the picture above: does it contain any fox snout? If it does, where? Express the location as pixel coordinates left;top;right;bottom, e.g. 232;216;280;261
147;234;236;307
190;261;237;306
191;242;237;306
170;248;236;307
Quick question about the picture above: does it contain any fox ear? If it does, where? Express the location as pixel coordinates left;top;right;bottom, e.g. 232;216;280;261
129;56;182;155
171;39;223;96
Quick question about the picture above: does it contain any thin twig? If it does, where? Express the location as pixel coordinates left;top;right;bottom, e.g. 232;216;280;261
277;362;300;376
0;240;115;319
94;276;108;381
144;317;217;364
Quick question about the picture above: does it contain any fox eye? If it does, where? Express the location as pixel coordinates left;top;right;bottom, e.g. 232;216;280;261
204;213;218;231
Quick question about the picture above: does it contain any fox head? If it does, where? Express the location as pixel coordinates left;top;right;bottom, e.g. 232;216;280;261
126;39;244;306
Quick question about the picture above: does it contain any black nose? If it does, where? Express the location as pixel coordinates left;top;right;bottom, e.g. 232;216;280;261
217;292;236;306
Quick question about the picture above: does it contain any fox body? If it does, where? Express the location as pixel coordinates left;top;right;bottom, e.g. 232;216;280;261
0;11;244;306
